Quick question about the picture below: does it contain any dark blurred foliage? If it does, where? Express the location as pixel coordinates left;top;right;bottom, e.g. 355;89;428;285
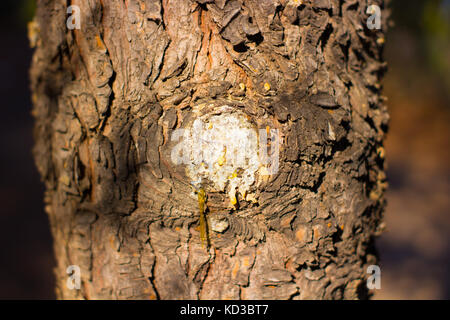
422;0;450;94
0;0;55;299
0;0;448;299
387;0;450;100
374;0;450;299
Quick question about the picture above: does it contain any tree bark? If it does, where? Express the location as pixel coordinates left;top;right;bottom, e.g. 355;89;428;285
30;0;389;299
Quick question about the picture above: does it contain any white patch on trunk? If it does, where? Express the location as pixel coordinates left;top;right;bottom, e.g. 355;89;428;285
175;108;260;205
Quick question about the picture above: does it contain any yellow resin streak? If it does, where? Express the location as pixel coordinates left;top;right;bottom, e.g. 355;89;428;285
197;188;208;248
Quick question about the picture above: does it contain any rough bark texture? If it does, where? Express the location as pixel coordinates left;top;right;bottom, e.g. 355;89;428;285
30;0;389;299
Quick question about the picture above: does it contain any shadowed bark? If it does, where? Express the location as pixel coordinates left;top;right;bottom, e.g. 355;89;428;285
30;0;389;299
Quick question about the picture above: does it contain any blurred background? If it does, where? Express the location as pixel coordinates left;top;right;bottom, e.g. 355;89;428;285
0;0;448;299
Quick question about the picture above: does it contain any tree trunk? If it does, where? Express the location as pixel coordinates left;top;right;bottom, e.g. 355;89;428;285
30;0;389;300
